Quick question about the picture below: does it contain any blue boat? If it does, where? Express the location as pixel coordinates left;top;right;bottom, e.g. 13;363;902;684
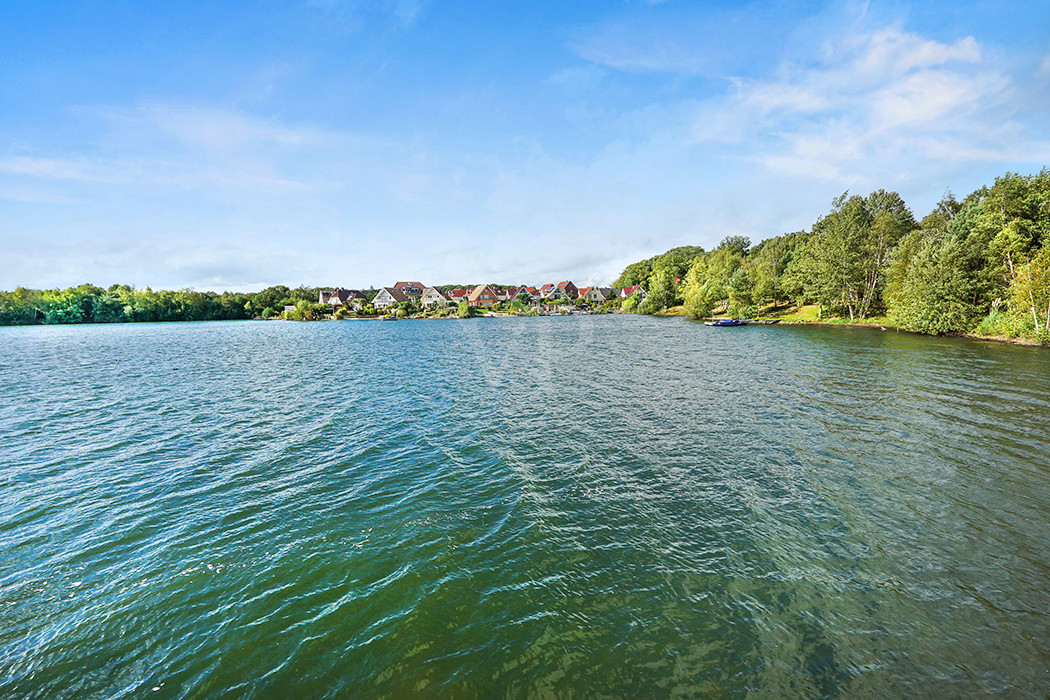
703;319;749;326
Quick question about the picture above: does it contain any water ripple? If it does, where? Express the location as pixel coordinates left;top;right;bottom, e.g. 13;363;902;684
1;319;1049;698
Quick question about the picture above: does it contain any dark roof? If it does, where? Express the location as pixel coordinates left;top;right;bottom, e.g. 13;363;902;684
321;288;366;304
381;287;410;303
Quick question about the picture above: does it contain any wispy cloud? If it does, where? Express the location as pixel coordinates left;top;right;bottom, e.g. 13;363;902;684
569;3;787;76
306;0;428;29
0;156;105;182
86;102;341;151
683;27;1022;184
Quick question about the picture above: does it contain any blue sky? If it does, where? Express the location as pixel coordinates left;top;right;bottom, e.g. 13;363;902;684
2;0;1049;290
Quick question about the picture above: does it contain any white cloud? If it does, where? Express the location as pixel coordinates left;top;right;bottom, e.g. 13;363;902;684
857;30;980;75
0;156;103;182
684;26;1021;186
92;102;339;151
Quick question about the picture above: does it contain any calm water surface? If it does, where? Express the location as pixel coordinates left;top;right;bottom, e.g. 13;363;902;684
1;316;1049;698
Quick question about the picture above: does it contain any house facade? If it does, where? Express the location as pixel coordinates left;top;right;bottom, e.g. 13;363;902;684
319;288;368;309
556;281;579;299
373;287;410;309
509;286;538;303
579;286;614;304
420;286;450;308
468;284;500;307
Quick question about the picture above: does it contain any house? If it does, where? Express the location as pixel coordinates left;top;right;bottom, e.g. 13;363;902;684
393;281;425;300
319;289;367;309
508;286;538;303
556;281;579;300
420;286;450;308
579;286;613;304
494;288;512;302
543;281;578;301
468;284;500;308
621;285;647;300
372;287;410;309
577;286;597;303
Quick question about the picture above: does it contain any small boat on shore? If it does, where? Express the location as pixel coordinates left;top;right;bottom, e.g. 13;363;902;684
704;319;749;326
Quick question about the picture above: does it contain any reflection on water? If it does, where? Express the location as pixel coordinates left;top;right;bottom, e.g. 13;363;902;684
1;318;1048;697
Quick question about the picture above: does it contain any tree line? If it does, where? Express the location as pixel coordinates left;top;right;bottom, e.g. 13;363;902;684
0;285;332;326
614;170;1050;340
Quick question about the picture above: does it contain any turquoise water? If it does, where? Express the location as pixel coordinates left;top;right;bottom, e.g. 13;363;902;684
2;316;1049;698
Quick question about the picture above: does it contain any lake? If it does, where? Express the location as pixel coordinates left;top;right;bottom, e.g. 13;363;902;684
2;316;1049;697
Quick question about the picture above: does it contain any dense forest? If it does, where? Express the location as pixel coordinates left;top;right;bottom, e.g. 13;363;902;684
613;170;1050;341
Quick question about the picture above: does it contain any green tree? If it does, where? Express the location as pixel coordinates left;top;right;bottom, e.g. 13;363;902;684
797;193;870;320
886;228;983;334
717;236;750;257
727;265;755;318
1008;244;1050;336
645;265;677;312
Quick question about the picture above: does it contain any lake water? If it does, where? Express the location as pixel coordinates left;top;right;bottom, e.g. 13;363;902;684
2;316;1049;698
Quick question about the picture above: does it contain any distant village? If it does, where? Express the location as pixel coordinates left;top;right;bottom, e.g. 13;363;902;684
313;281;648;317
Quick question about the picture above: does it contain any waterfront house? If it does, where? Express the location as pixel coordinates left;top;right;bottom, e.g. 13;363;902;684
393;281;425;301
509;286;538;303
557;281;579;299
621;285;647;300
373;287;410;309
468;284;500;308
543;281;578;301
420;286;450;308
579;286;613;304
447;288;468;304
319;289;367;309
546;288;569;301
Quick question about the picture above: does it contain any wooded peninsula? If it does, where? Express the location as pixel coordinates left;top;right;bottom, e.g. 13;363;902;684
3;169;1048;343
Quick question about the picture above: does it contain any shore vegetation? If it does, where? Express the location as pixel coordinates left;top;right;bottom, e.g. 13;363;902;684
616;169;1050;342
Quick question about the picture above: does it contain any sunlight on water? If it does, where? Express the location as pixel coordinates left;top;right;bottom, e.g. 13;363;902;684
1;317;1049;697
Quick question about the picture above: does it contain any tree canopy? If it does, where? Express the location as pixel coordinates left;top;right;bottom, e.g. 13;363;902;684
613;169;1050;340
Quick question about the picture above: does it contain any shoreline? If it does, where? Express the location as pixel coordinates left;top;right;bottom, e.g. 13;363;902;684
5;312;1047;348
650;308;1050;348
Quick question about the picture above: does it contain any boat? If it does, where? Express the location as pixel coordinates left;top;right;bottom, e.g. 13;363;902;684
704;319;749;326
